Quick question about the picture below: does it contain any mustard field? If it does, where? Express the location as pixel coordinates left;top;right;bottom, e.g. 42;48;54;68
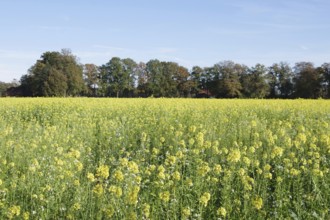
0;98;329;219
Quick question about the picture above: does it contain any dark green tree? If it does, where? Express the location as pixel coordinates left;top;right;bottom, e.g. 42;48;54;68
99;57;137;97
83;63;100;96
268;62;294;98
122;58;138;97
200;67;213;96
190;66;204;94
241;64;270;98
145;60;178;97
211;61;244;98
43;67;68;96
293;62;322;98
319;63;330;98
175;66;195;97
60;49;85;95
0;80;19;96
159;61;179;97
136;62;152;97
20;49;84;97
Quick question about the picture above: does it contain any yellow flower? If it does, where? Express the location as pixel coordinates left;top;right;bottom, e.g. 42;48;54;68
289;168;300;176
165;155;177;166
126;186;140;205
159;191;170;202
23;211;30;220
196;132;204;147
276;177;283;183
242;176;254;191
103;206;115;218
65;170;73;178
7;205;21;219
158;165;165;173
199;192;211;207
271;146;284;158
109;185;123;198
128;161;139;174
243;156;251;166
249;147;256;154
135;176;142;184
189;125;196;133
72;203;81;211
264;172;273;179
142;203;150;218
264;164;271;171
113;170;124;182
188;138;195;146
93;184;104;197
75;161;83;171
239;168;246;176
141;132;147;142
74;179;80;186
120;158;129;166
182;207;191;218
149;164;156;171
296;133;307;144
217;207;227;217
68;149;81;158
126;210;137;220
158;171;166;180
176;150;184;159
197;163;210;177
213;164;222;174
185;178;193;187
55;158;64;166
172;171;181;181
96;164;110;179
252;196;263;210
152;148;159;155
179;140;186;147
87;172;95;182
228;149;241;163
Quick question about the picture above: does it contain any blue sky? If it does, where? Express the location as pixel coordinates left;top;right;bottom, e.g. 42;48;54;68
1;0;329;82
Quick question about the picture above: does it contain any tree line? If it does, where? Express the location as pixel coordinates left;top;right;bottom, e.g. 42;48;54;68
2;49;330;98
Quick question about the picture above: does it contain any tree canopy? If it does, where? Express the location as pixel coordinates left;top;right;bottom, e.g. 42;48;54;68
18;49;84;97
5;49;330;99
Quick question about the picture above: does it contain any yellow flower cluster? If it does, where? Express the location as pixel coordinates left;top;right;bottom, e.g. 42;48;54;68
96;164;109;179
159;191;170;202
199;192;211;207
228;149;241;163
252;196;263;210
0;98;329;219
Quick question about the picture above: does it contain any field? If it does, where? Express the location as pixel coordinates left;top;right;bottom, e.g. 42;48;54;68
0;98;329;219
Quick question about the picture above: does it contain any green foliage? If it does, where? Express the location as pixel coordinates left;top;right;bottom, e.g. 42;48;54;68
211;61;245;98
268;62;294;98
0;81;18;97
99;57;137;97
241;64;270;98
6;50;330;98
0;98;329;219
293;62;323;98
19;49;84;97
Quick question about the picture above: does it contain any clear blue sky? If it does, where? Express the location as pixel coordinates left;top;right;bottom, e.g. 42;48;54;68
1;0;329;82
